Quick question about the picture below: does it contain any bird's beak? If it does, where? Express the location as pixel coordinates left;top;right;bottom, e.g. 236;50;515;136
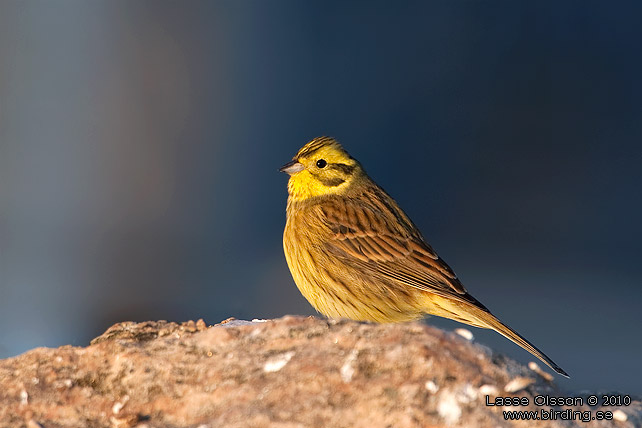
279;160;305;175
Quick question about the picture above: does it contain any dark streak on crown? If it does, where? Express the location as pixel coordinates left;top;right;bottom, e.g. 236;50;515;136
296;136;342;159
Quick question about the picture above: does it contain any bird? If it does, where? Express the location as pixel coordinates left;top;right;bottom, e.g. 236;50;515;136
280;136;568;377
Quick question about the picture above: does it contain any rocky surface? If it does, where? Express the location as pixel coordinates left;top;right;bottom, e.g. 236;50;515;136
0;316;639;428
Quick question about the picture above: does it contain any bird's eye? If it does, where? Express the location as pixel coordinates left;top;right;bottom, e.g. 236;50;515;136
316;159;327;168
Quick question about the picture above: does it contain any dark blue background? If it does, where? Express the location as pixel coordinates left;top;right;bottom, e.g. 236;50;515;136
1;1;640;394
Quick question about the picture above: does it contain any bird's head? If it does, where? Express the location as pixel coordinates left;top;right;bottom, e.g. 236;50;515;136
280;137;364;201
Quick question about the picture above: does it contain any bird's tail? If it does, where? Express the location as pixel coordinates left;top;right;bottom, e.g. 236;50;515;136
474;308;569;377
430;296;569;377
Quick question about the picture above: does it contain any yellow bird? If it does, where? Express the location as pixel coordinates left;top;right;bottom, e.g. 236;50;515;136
280;136;568;377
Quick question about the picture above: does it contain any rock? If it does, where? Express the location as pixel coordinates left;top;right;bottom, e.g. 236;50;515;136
0;316;639;427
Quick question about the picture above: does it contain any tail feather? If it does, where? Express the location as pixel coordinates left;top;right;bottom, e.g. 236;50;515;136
469;305;569;378
430;295;569;377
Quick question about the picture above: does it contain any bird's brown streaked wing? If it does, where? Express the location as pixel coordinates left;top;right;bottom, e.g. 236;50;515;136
319;196;469;298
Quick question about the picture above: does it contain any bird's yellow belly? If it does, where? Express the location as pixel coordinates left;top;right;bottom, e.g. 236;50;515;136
284;229;424;323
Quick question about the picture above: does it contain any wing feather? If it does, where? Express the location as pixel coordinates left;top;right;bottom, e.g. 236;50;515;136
320;192;468;298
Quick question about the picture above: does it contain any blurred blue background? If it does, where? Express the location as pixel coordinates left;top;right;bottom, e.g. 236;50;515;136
1;1;640;395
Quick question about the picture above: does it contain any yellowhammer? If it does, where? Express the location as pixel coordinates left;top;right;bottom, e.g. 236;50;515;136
280;136;568;377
